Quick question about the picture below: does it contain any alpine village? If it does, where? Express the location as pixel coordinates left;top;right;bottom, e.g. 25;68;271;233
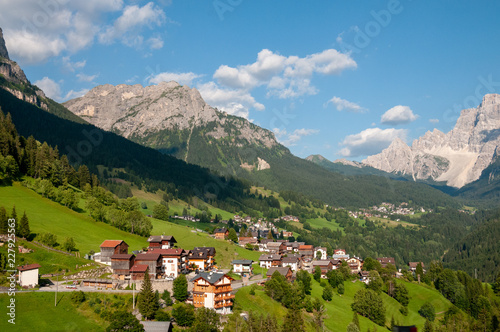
0;4;500;332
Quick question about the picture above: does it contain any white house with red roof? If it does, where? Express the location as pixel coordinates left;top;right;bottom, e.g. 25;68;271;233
17;264;41;287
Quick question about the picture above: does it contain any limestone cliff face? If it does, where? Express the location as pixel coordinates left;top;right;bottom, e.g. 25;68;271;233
0;28;9;60
363;94;500;188
0;27;48;110
64;82;283;173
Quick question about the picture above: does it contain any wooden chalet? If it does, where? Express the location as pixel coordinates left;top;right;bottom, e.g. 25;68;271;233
147;235;177;249
99;240;129;265
259;254;282;268
188;247;216;271
191;272;234;314
267;266;293;281
214;228;229;240
110;254;135;278
134;253;162;279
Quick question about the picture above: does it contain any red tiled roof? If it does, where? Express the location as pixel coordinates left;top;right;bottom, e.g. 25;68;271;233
17;264;41;272
135;253;161;261
111;254;134;260
130;264;148;273
299;245;313;250
100;240;125;248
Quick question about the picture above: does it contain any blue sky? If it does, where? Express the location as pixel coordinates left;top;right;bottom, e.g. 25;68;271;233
2;0;500;161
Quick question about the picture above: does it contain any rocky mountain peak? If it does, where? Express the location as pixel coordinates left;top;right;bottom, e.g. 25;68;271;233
0;28;9;60
364;94;500;187
65;81;282;173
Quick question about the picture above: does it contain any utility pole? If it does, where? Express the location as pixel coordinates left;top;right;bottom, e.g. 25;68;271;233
55;275;58;307
132;282;135;310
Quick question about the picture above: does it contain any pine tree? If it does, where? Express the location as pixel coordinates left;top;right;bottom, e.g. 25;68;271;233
423;319;434;332
19;211;30;239
173;274;188;302
0;206;7;234
137;267;159;320
352;312;360;330
282;307;304;332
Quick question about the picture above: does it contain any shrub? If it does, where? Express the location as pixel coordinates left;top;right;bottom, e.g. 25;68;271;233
418;302;435;321
70;291;86;304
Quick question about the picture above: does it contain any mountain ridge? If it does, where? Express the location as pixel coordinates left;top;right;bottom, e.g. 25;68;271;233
364;94;500;188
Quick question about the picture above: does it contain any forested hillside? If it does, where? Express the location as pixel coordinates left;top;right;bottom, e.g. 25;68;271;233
443;211;500;282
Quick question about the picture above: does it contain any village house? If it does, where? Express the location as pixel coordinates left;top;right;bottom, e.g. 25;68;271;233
147;235;177;249
259;254;282;268
267;241;286;254
314;247;327;260
330;259;343;270
282;254;302;271
347;257;363;274
111;254;135;279
97;240;129;265
282;231;293;238
332;249;349;261
257;239;274;251
188;247;216;271
298;245;314;260
130;264;149;281
134;253;162;279
214;228;229;240
191;272;234;314
238;237;258;247
312;260;334;278
377;257;396;268
284;241;305;254
17;263;41;287
408;262;425;272
267;266;293;281
231;259;253;275
149;248;188;279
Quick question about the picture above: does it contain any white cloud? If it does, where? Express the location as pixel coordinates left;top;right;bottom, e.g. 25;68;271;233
381;105;418;125
1;1;166;64
34;77;62;100
213;48;356;98
98;2;166;48
339;127;407;157
148;72;201;86
76;73;99;82
326;96;366;112
62;56;86;72
64;88;90;101
429;118;439;124
272;128;319;146
198;82;265;119
147;36;164;50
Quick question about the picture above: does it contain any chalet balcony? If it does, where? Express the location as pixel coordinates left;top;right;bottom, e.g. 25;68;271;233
214;286;232;294
214;301;233;309
214;294;235;301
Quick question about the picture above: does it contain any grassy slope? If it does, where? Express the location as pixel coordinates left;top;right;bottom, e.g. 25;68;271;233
0;239;96;275
0;183;148;254
0;292;103;332
0;183;260;269
236;279;453;332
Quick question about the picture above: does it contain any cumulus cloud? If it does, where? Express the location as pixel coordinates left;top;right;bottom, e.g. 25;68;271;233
148;72;201;86
338;127;407;157
34;77;62;100
273;128;319;146
429;118;439;124
381;105;418;125
198;82;265;119
98;2;166;48
326;96;366;112
1;1;166;64
213;48;356;98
